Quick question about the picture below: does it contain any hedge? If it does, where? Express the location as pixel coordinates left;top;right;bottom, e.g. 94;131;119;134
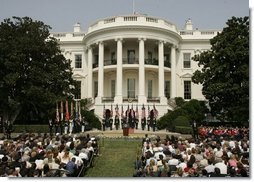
174;126;193;134
13;125;49;133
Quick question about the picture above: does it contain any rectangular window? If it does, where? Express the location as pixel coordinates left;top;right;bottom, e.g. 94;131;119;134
75;81;81;99
148;80;152;98
165;81;170;99
94;81;98;98
111;80;115;98
183;53;191;68
75;54;82;68
128;50;135;64
127;78;135;98
184;81;191;99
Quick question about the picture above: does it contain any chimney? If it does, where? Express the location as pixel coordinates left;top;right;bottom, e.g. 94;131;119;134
74;23;81;33
185;18;193;31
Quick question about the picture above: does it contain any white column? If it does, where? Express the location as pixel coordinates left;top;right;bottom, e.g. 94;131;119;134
96;41;104;103
158;41;167;104
138;37;146;104
115;38;123;103
171;45;176;98
87;46;93;99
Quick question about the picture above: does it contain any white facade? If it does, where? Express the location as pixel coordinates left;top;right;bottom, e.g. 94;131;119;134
51;15;220;122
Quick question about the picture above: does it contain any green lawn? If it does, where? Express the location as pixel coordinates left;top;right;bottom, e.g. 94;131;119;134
85;138;142;177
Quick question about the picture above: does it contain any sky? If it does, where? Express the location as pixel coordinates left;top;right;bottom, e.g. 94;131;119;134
0;0;249;32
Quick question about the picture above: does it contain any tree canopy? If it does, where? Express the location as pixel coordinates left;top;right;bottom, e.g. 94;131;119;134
0;16;78;123
192;16;249;123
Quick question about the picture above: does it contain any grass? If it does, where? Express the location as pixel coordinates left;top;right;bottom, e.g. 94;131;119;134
85;138;142;177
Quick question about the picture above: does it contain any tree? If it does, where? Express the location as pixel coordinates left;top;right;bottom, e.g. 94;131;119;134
192;16;249;123
0;16;78;124
157;98;207;132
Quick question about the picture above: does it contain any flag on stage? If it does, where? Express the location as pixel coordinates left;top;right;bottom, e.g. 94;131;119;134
110;104;113;118
135;104;139;119
127;105;130;117
75;100;79;119
121;105;124;119
56;102;59;122
115;104;119;117
78;101;81;120
70;101;74;119
60;101;64;121
141;104;146;119
153;104;158;119
131;104;134;118
65;100;70;121
147;105;150;119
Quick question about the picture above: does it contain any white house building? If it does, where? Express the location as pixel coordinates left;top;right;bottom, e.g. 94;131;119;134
50;14;220;124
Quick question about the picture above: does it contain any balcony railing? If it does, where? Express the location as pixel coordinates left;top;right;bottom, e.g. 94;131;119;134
102;97;114;102
92;59;171;68
147;97;160;103
123;58;139;64
145;59;158;66
164;61;171;68
104;59;117;66
123;97;138;103
93;63;98;68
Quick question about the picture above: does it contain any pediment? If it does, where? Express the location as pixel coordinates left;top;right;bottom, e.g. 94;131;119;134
73;73;86;78
180;73;192;78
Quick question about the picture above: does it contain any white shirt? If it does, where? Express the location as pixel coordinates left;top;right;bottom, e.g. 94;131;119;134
214;162;227;174
168;158;179;166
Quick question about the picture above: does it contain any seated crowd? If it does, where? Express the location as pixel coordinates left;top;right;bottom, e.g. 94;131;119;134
0;132;98;177
134;126;249;177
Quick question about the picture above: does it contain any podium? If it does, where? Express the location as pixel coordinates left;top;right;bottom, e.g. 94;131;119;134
123;127;135;136
123;128;129;136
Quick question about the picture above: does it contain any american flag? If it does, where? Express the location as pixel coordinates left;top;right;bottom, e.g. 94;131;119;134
153;104;158;119
56;102;59;122
130;104;135;118
65;100;70;121
121;105;124;119
110;104;113;118
70;101;74;119
115;104;119;117
141;104;146;119
78;101;81;120
60;101;64;121
127;105;130;118
147;105;150;119
135;105;139;119
75;100;79;119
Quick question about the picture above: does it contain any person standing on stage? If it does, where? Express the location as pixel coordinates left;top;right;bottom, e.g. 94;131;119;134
114;115;120;130
81;117;85;133
48;118;53;136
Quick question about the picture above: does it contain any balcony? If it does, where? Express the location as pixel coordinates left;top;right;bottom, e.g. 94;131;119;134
164;60;171;68
102;97;114;103
145;59;158;66
93;63;98;68
123;97;138;103
104;59;117;66
92;58;171;68
122;58;139;64
147;97;160;103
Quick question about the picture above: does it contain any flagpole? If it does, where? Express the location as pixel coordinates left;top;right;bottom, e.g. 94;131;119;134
132;0;135;14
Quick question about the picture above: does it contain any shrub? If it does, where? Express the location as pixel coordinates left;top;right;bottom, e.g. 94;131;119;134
173;116;190;127
82;110;101;130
